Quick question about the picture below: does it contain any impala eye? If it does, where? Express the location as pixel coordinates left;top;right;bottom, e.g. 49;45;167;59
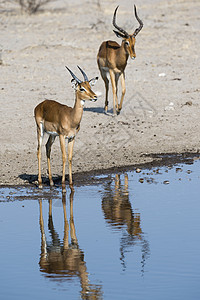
80;87;86;92
125;41;129;46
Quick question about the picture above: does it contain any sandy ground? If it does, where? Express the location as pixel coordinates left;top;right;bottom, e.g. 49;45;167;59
0;0;200;186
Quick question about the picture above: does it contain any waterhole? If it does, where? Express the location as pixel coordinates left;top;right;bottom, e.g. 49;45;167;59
0;158;200;299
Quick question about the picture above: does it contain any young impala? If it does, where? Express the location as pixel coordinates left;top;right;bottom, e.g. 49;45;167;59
97;5;143;115
34;66;98;190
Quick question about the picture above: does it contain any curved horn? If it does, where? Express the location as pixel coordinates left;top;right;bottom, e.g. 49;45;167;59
65;66;82;83
113;6;129;38
77;65;89;82
133;5;143;37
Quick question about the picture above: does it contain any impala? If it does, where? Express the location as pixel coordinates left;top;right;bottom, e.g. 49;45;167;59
97;5;143;115
34;66;98;190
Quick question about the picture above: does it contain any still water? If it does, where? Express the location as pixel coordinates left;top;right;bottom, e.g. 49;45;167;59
0;159;200;300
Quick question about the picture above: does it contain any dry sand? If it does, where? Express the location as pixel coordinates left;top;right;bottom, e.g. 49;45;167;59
0;0;200;186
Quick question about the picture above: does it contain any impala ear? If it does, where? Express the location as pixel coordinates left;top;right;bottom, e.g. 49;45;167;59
71;78;78;90
89;76;98;86
113;30;126;39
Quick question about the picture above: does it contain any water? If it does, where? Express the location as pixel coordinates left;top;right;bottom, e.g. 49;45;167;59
0;159;200;300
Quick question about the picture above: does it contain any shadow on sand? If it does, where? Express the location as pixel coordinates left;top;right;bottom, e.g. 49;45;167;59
84;106;114;115
19;173;65;186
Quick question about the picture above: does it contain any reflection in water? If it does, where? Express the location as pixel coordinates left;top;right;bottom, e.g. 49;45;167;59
101;174;150;273
39;187;103;299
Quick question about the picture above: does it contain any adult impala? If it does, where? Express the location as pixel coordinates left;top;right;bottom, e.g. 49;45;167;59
97;5;143;115
34;66;98;190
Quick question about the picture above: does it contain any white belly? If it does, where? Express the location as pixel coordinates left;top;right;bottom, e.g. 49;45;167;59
45;130;59;136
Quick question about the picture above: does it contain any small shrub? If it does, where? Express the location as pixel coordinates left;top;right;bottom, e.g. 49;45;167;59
18;0;53;14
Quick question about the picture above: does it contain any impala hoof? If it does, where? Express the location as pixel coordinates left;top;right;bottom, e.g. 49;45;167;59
116;107;121;115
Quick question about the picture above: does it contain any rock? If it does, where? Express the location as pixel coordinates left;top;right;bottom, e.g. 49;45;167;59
163;180;170;184
159;73;166;77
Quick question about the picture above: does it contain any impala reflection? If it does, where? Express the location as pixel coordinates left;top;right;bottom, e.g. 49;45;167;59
39;187;102;299
101;173;150;272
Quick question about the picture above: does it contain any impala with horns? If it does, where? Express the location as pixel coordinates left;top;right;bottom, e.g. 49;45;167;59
34;66;98;190
97;5;143;115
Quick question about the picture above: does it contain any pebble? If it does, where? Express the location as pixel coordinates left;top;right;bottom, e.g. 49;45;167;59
164;102;174;111
186;170;192;174
163;180;170;185
185;101;192;106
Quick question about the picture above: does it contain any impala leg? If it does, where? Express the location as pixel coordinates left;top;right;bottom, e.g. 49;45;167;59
115;174;120;189
118;72;126;113
69;187;77;245
114;174;121;204
124;173;128;191
48;199;61;245
62;192;69;250
68;138;75;187
100;68;109;113
115;73;120;111
49;198;52;218
109;69;118;115
37;122;43;188
48;199;53;234
59;135;67;191
46;135;56;187
37;143;42;188
39;200;47;257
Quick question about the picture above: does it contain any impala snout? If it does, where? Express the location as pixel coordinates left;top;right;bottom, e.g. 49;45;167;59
128;37;136;60
91;95;97;102
130;50;136;60
131;53;136;60
128;48;136;60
